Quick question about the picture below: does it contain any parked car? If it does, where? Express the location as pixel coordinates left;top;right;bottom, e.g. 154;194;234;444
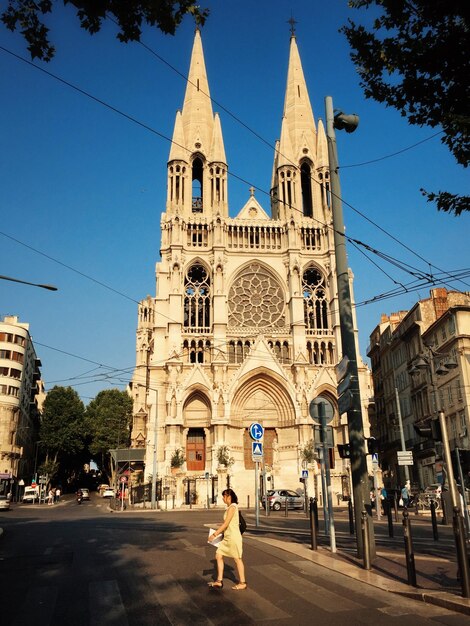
102;488;115;498
0;495;10;511
98;484;110;496
262;489;304;511
79;488;90;501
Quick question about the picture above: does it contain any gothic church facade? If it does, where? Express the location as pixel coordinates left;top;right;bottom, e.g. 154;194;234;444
131;29;372;506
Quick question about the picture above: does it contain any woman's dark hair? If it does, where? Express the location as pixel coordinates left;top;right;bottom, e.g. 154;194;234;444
222;488;238;504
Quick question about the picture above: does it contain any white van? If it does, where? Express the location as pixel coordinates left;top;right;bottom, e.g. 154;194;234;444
22;486;39;503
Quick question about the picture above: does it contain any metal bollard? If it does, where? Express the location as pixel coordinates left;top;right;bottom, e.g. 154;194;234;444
394;494;399;522
386;500;394;538
348;499;354;535
284;497;288;517
313;497;319;531
403;509;417;586
453;506;470;598
430;500;439;541
361;510;371;570
309;498;317;551
165;494;168;510
247;495;250;509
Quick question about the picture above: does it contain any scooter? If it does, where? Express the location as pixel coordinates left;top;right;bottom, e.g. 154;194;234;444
77;495;82;505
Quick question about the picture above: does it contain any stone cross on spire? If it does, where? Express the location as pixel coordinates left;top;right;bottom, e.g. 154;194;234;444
287;15;297;37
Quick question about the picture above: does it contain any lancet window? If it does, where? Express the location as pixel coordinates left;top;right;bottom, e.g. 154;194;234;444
192;157;203;213
302;267;330;334
183;339;211;363
300;162;313;218
228;340;252;364
184;263;211;332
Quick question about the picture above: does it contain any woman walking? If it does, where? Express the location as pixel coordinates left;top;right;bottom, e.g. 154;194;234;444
208;488;247;590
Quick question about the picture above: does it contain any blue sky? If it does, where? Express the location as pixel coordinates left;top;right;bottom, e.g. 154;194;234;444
1;1;468;402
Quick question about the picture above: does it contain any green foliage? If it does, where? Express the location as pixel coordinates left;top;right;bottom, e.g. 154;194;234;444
170;448;185;468
342;1;469;215
300;440;316;465
40;385;86;458
38;458;59;481
1;1;209;62
217;445;234;468
86;389;133;466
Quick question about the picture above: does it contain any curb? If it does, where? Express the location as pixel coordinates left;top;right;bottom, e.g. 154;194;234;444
248;535;470;616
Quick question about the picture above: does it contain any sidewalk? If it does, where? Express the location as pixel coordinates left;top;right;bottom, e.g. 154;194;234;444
246;507;470;616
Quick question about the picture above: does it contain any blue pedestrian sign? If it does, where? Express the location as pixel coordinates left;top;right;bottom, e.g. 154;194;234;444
252;441;263;461
301;469;308;479
249;422;264;441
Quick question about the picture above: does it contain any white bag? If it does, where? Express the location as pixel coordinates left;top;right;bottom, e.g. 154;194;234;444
399;497;404;507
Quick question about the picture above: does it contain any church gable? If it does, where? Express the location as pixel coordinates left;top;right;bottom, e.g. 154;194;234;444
235;194;270;221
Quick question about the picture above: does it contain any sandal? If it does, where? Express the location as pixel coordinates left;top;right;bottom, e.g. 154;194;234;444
208;580;223;588
232;582;247;590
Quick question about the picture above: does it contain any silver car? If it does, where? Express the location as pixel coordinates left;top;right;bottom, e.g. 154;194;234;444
263;489;304;511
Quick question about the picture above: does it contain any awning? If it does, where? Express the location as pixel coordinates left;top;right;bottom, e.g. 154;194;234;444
109;448;146;463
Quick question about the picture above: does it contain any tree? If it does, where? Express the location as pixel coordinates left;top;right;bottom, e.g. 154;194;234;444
341;1;469;215
40;385;87;478
86;388;133;482
1;0;209;62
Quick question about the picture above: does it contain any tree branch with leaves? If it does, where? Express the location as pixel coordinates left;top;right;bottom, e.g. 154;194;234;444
341;0;469;215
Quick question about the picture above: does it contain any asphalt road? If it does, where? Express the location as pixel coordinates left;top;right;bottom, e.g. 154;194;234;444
0;495;468;626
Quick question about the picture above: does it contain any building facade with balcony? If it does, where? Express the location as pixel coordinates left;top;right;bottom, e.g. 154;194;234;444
368;289;470;491
0;315;43;495
130;29;372;506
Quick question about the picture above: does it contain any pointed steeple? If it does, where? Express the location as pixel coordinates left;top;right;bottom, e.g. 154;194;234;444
180;28;214;158
316;118;328;168
168;110;187;162
282;34;316;160
209;113;226;164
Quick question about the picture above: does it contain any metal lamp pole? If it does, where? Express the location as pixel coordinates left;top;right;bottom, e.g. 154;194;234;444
0;274;57;291
325;96;375;559
150;389;158;510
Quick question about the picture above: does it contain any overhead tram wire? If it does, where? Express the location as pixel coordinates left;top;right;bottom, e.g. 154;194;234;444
1;47;467;309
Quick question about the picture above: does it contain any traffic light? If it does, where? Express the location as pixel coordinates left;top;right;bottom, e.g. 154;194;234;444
337;444;351;459
366;437;378;455
414;419;442;441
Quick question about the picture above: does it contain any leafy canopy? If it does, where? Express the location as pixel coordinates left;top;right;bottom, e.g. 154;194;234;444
341;1;469;215
86;389;133;478
40;385;86;458
2;0;209;62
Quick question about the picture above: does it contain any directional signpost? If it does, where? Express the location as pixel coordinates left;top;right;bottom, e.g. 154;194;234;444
397;451;414;466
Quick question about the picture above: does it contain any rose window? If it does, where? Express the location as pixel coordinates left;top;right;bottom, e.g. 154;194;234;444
228;263;285;328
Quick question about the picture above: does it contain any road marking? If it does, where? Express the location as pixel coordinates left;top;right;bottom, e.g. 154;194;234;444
13;585;58;626
89;580;128;626
151;574;215;625
253;563;364;612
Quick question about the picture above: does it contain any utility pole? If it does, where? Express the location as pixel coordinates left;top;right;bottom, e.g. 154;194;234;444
325;96;375;559
395;385;410;484
150;389;158;510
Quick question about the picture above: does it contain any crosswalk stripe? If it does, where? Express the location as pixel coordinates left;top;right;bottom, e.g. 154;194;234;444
89;580;129;626
253;563;364;612
220;577;291;622
151;574;215;625
13;585;58;626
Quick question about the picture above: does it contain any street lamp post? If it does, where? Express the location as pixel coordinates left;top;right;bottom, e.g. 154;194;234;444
325;96;375;559
0;274;58;291
412;347;470;597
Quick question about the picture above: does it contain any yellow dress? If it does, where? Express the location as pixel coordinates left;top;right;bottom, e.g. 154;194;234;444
216;503;243;559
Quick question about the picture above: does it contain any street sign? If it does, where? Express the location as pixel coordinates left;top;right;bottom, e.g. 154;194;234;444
249;422;264;441
309;398;334;424
120;476;128;483
397;451;413;466
252;441;263;462
338;390;353;415
314;425;334;448
301;469;308;479
337;372;353;397
335;355;350;382
371;453;379;466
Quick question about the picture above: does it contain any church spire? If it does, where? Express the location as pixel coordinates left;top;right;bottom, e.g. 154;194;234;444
167;29;228;218
271;31;327;222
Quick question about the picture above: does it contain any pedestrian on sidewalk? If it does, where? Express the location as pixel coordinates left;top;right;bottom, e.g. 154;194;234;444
55;487;61;503
401;483;410;508
207;488;247;590
380;486;387;514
